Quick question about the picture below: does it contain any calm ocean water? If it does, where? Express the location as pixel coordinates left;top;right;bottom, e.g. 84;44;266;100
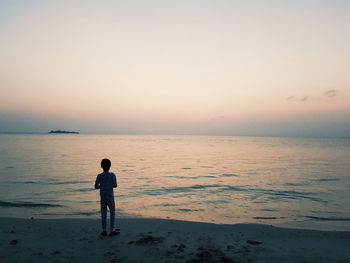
0;134;349;230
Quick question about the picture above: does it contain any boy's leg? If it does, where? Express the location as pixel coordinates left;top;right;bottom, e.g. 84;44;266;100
100;198;107;232
107;197;116;232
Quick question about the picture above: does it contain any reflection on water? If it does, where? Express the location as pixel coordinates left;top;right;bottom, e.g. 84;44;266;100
0;134;349;230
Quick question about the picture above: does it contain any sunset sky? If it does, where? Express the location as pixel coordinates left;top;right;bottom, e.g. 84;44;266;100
1;0;349;136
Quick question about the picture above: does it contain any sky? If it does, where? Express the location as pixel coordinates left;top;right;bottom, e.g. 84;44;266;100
1;0;349;137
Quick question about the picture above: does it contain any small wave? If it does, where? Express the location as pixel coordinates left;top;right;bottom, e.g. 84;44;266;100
177;208;204;212
205;200;230;204
181;167;192;170
142;184;222;196
0;200;62;208
216;186;325;203
73;188;94;192
38;211;98;216
136;184;324;203
251;189;325;203
167;175;217;179
260;208;278;212
194;200;230;205
305;216;350;221
153;203;180;207
221;185;247;191
20;181;41;184
253;216;277;220
10;180;91;185
52;180;91;185
221;173;239;177
316;178;340;182
189;184;222;190
282;182;307;186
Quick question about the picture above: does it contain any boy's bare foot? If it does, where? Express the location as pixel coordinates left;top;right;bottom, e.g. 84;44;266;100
110;230;120;236
100;231;107;236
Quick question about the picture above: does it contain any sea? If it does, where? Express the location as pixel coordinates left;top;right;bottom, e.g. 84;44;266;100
0;134;349;231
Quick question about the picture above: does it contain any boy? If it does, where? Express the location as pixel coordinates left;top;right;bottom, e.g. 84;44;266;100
94;158;119;236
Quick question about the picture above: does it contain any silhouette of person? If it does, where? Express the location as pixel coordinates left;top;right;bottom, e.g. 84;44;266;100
94;158;119;236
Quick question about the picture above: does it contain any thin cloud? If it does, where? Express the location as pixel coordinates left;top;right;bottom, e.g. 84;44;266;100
287;95;309;102
300;96;309;102
325;89;337;98
209;115;225;122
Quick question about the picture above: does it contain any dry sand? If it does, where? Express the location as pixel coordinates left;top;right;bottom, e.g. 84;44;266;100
1;217;349;263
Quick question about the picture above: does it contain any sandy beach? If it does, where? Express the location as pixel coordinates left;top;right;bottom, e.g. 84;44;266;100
1;217;349;263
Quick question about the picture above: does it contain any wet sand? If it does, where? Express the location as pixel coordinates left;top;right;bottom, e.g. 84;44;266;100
1;217;349;263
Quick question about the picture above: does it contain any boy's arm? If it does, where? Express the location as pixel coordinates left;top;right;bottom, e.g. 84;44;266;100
113;173;117;188
94;174;100;189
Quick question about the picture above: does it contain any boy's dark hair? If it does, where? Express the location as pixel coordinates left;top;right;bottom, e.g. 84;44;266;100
101;158;111;171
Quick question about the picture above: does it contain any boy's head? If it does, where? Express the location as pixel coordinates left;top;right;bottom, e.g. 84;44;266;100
101;158;111;172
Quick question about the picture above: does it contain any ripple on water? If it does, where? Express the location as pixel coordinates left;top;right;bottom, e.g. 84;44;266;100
177;208;204;212
141;184;223;196
0;200;62;208
9;180;91;185
248;188;326;203
315;178;340;182
166;175;217;179
73;188;94;192
305;216;350;221
253;216;278;220
221;173;239;177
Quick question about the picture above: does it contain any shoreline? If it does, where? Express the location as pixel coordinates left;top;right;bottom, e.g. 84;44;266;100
2;211;349;232
1;217;349;262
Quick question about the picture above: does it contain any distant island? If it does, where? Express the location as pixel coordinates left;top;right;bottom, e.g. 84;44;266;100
49;130;79;134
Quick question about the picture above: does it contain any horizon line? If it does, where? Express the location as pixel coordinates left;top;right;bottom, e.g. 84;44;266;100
0;131;349;139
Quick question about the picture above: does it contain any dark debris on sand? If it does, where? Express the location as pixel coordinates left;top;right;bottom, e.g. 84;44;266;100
246;240;262;245
128;234;165;245
172;243;187;252
110;257;124;263
187;247;238;263
166;243;187;257
9;239;18;245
